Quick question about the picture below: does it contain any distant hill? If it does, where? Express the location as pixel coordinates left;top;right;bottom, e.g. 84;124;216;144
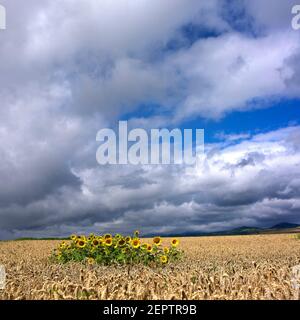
270;223;300;229
219;226;263;235
147;222;300;238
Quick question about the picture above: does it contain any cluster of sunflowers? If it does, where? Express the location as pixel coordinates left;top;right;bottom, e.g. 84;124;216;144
52;231;182;266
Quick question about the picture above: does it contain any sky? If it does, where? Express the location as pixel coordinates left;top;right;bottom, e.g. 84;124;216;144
0;0;300;239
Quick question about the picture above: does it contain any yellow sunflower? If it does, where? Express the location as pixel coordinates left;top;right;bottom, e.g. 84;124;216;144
160;255;168;264
59;241;67;249
105;237;113;246
87;257;95;265
97;236;103;243
134;230;140;237
92;239;100;247
125;236;132;243
164;247;170;254
79;235;87;242
70;234;77;241
153;236;162;246
76;239;86;248
131;238;140;248
147;244;153;252
104;233;112;239
118;239;126;247
171;238;179;247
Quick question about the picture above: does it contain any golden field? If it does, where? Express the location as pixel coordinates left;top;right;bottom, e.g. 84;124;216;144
0;234;300;300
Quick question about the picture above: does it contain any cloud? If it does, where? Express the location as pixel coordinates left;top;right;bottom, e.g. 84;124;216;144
168;31;300;120
1;126;300;238
0;1;300;238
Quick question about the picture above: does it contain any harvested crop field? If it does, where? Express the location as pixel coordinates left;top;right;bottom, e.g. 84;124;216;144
0;234;300;300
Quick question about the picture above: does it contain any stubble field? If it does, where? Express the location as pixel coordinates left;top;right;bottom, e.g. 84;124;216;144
0;234;300;300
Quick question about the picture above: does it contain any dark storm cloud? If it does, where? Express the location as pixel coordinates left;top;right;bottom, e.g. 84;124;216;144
0;1;300;239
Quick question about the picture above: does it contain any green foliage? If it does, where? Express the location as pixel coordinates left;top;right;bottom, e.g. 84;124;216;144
51;232;183;267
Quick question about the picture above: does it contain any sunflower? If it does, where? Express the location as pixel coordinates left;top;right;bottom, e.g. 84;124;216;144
97;236;103;243
118;239;126;247
87;257;95;265
131;238;140;248
104;233;112;239
164;247;170;254
105;238;113;246
147;244;153;252
134;230;140;237
59;241;67;249
153;236;162;246
160;255;168;264
76;239;86;248
141;243;148;250
92;239;100;247
79;235;87;242
171;238;179;247
125;236;132;243
70;234;77;241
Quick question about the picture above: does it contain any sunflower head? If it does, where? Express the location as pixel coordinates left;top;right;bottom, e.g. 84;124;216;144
77;239;86;248
92;239;100;247
160;255;168;264
105;238;113;246
87;257;95;265
70;234;77;241
78;235;87;242
134;230;140;237
97;236;103;243
147;244;153;252
125;236;132;243
118;239;126;247
171;238;179;247
153;236;162;246
131;238;140;248
164;247;170;254
59;241;67;249
104;234;112;239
